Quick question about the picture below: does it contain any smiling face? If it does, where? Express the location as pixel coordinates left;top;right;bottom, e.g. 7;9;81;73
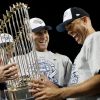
65;17;88;44
31;29;49;52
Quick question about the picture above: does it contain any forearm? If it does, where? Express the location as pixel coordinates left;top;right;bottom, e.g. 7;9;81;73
60;74;100;99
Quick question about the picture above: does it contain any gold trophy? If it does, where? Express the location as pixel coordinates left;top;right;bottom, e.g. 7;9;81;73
0;2;40;100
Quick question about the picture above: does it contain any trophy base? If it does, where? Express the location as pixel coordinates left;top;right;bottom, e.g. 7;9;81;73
5;87;34;100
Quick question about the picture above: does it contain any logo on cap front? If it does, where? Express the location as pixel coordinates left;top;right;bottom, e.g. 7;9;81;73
30;18;45;30
33;19;43;24
63;8;72;22
76;14;80;16
0;33;13;44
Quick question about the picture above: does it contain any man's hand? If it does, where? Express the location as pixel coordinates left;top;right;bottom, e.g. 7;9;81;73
0;63;19;83
28;75;62;100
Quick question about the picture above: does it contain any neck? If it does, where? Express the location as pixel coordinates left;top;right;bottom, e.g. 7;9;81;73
35;49;48;52
87;27;95;36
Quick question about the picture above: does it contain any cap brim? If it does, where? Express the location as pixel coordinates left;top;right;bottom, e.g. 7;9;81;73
56;19;73;32
32;26;52;32
0;42;13;48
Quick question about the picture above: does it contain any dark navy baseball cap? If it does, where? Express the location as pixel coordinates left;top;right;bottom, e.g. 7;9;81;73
56;7;89;32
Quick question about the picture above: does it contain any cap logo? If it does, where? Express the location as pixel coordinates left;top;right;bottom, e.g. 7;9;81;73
1;35;11;41
33;20;43;24
63;8;72;22
0;33;13;44
30;18;45;30
76;14;80;16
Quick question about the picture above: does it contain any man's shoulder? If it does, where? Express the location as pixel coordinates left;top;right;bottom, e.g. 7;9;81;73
54;52;67;57
87;31;100;39
54;52;71;61
84;31;100;45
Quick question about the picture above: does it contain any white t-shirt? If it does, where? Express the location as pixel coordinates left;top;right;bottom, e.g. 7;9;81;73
12;51;72;86
68;31;100;100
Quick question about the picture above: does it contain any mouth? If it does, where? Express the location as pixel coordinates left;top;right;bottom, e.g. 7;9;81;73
38;40;48;46
75;34;82;44
72;33;80;43
39;41;46;44
75;37;78;41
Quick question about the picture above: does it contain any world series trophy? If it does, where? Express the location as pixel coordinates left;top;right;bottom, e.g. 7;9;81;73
0;2;40;100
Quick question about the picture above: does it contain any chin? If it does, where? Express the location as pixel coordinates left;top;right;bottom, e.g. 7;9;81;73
37;48;47;52
77;41;83;44
38;49;46;52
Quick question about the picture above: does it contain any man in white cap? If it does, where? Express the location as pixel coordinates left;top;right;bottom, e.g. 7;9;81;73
28;17;72;98
0;33;15;62
0;33;18;82
0;33;18;100
30;7;100;100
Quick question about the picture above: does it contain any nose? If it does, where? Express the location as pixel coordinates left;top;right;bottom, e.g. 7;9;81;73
40;33;45;37
68;31;73;35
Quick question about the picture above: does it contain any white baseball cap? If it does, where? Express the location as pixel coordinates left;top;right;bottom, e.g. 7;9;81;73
0;33;13;44
30;17;52;32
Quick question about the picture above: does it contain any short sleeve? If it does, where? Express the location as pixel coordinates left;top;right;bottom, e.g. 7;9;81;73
87;33;100;75
55;53;72;85
60;54;72;84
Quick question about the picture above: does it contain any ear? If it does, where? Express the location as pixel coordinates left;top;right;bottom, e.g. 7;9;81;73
81;16;88;24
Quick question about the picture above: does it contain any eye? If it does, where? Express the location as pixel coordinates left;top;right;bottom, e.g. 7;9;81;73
65;23;74;31
36;30;47;34
43;30;47;33
35;32;41;35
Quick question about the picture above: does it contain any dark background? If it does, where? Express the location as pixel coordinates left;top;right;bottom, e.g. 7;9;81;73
0;0;99;62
